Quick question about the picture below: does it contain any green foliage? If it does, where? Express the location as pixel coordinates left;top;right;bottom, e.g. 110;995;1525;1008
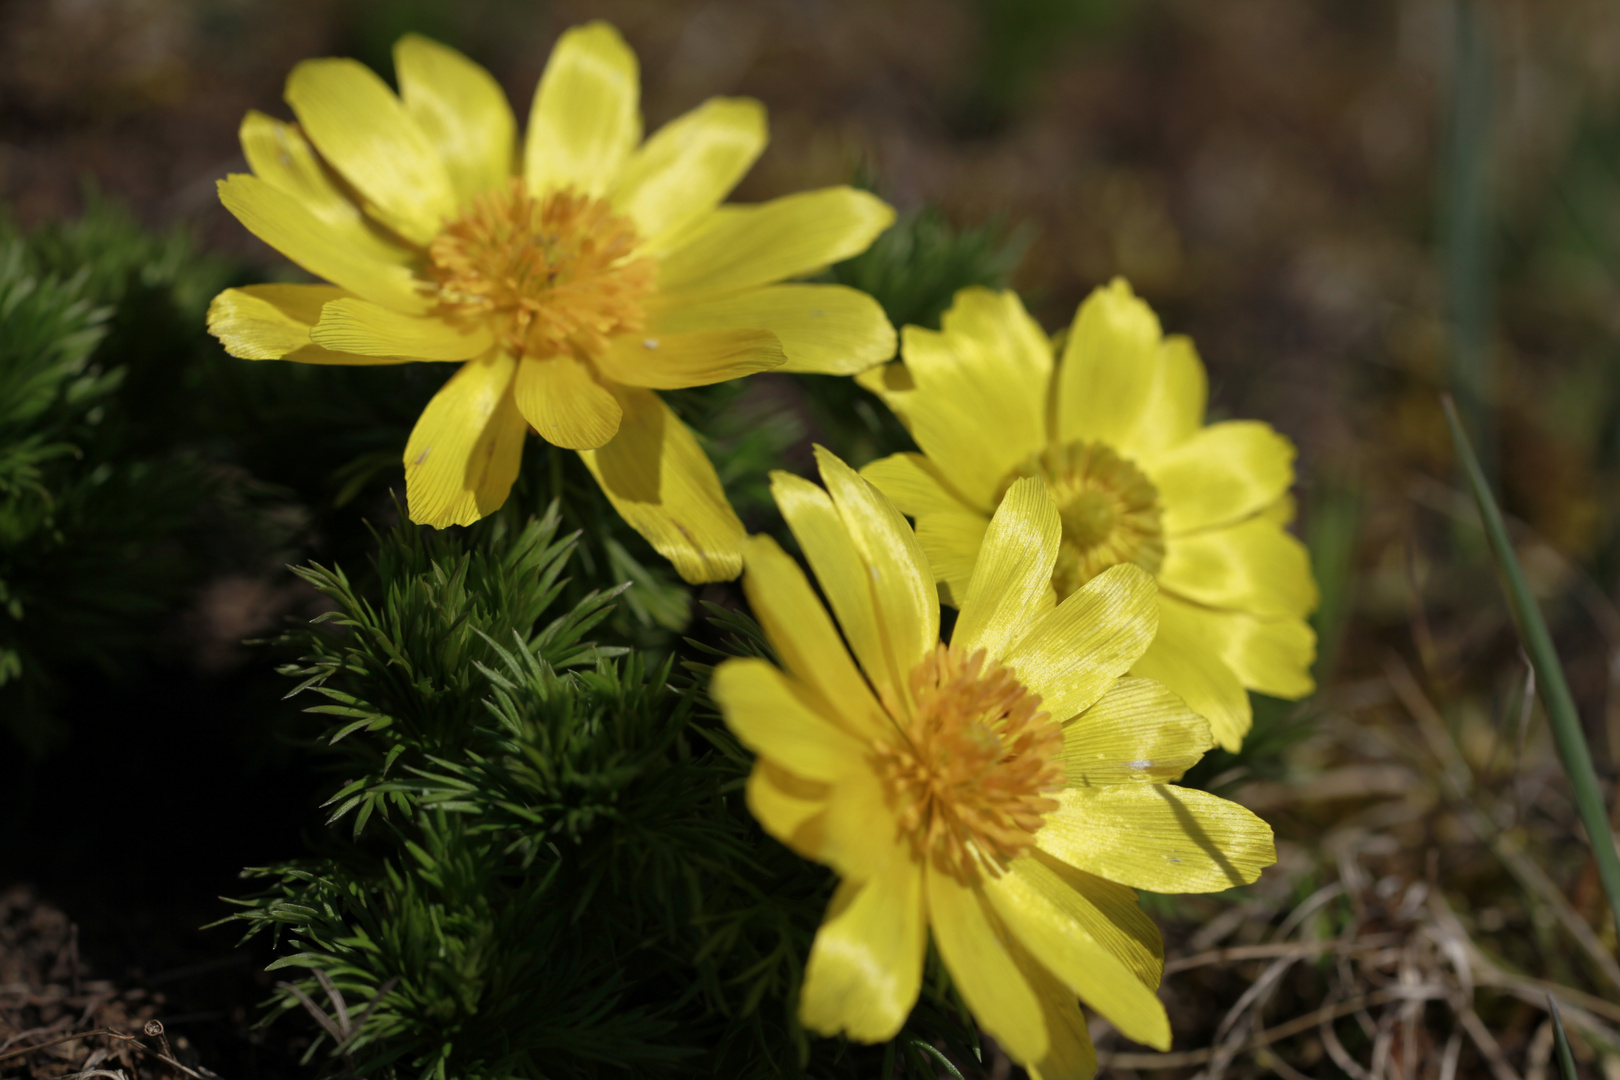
0;199;234;754
229;509;984;1079
827;205;1029;335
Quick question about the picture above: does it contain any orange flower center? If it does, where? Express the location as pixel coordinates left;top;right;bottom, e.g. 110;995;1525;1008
874;644;1064;883
1004;441;1165;597
426;180;656;359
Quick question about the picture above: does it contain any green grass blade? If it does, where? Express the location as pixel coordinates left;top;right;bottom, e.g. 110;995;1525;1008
1548;994;1577;1080
1444;395;1620;941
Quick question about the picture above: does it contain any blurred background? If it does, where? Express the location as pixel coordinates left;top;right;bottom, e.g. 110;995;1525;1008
5;0;1620;1075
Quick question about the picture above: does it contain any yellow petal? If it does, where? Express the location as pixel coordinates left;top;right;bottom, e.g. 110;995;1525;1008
895;289;1051;504
1150;421;1296;535
814;447;939;698
514;354;622;449
1002;564;1157;724
1037;785;1276;893
860;453;988;602
524;22;640;198
855;359;917;425
592;329;785;389
217;174;429;313
1052;278;1163;452
799;860;927;1043
580;386;743;583
284;57;456;244
207;285;395;365
985;856;1171;1049
737;534;887;739
1034;851;1164;989
926;869;1048;1066
1130;599;1252;752
897;296;1052;508
611;96;766;246
917;514;992;609
648;284;895;375
953;478;1060;663
747;759;829;860
656;187;895;299
1159;595;1316;701
403;352;525;528
394;34;515;204
239;111;408;250
819;752;907;880
711;658;866;782
770;470;890;700
310;298;494;360
1016;951;1099;1080
1062;678;1212;786
1159;517;1318;618
1125;332;1207;464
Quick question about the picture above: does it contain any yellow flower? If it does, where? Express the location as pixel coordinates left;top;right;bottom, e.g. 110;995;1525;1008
206;24;896;582
713;447;1275;1078
858;281;1317;750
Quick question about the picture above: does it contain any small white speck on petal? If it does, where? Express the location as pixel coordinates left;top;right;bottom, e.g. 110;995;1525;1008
1127;760;1154;770
414;447;431;465
643;338;660;349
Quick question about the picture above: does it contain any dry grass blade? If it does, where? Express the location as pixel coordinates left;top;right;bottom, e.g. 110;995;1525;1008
1547;995;1578;1080
1442;394;1620;938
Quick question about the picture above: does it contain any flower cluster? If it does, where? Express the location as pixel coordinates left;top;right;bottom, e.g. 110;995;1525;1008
209;22;1316;1079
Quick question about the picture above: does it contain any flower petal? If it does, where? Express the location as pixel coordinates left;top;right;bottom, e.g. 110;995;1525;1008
524;22;640;198
1002;564;1157;724
1052;278;1163;452
799;859;926;1043
896;294;1051;510
593;329;785;389
1062;677;1213;786
217;174;429;313
926;869;1048;1066
736;534;887;739
1015;950;1099;1080
815;447;939;700
861;452;989;603
770;470;889;700
403;352;525;527
656;187;894;299
747;760;828;858
514;354;622;449
1126;332;1207;464
711;658;867;782
1159;595;1316;701
284;57;456;244
953;478;1060;664
1159;517;1318;618
985;856;1171;1049
1150;421;1296;536
1130;599;1252;752
394;34;515;204
1034;851;1164;989
897;289;1051;501
310;298;495;359
208;285;398;365
1037;785;1276;893
648;284;895;375
579;386;743;583
239;111;406;245
611;96;766;247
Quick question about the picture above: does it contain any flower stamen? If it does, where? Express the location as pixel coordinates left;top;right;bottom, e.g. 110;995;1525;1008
1005;441;1165;595
426;180;655;359
874;644;1063;883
